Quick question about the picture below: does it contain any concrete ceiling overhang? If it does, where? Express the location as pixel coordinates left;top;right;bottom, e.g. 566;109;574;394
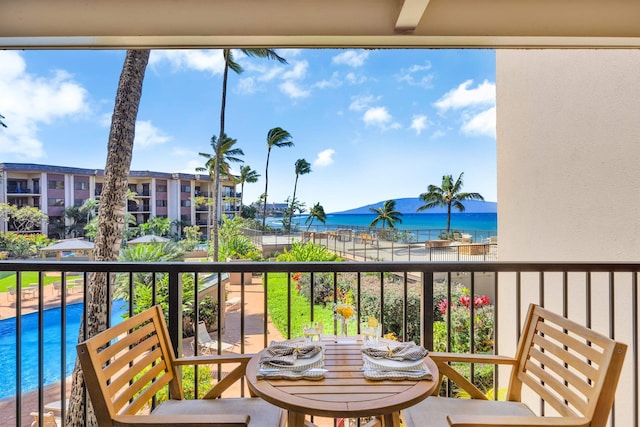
2;0;640;49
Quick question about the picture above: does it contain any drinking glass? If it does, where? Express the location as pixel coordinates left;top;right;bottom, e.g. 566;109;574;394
302;321;323;344
360;321;381;345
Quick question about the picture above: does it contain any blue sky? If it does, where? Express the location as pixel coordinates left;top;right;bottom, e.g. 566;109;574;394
0;49;496;213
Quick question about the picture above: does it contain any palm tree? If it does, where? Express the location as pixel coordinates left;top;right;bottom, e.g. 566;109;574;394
214;49;286;253
67;49;150;427
306;202;327;231
262;127;294;230
370;200;403;229
196;133;244;259
287;158;312;232
416;172;484;235
237;165;260;212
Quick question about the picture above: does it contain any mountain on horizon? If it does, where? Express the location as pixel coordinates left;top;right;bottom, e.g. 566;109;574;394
331;198;497;215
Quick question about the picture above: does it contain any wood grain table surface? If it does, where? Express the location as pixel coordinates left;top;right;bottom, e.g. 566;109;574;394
246;336;438;427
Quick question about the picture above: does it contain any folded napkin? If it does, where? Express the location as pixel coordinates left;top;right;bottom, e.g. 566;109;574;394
362;357;432;381
256;366;327;381
260;343;322;366
361;342;428;361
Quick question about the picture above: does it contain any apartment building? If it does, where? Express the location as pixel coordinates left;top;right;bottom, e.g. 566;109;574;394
0;163;241;237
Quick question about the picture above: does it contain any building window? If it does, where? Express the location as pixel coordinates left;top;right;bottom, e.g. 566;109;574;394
74;181;89;190
156;184;167;192
156;200;167;207
74;199;84;207
48;180;64;190
180;185;191;193
180;200;191;207
48;198;65;206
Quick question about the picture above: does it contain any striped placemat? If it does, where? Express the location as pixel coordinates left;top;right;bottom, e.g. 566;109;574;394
256;358;326;380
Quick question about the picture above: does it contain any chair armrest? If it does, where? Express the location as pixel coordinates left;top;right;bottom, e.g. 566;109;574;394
429;352;517;365
174;354;252;366
447;415;590;427
113;414;250;427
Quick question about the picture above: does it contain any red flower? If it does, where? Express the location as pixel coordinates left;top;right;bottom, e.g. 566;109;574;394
460;296;471;308
292;272;302;281
438;299;448;315
474;295;491;307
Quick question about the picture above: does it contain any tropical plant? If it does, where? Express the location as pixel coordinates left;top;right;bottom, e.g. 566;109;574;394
417;172;484;234
139;216;172;236
0;203;48;232
80;198;99;224
276;241;340;263
213;49;286;262
369;200;403;229
67;49;150;427
286;158;312;233
237;165;260;212
305;202;327;231
281;197;305;233
218;215;260;261
196;133;244;260
262;127;294;230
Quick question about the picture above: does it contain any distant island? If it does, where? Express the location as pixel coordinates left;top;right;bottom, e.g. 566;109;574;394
332;198;497;215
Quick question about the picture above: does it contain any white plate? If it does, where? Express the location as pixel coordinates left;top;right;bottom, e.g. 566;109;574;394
265;349;324;371
363;354;424;370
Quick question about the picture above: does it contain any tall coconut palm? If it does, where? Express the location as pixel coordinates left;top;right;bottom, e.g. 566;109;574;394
237;165;260;212
213;49;286;257
196;133;244;258
287;158;312;232
262;127;294;230
416;172;484;235
306;202;327;231
66;49;150;427
370;199;403;229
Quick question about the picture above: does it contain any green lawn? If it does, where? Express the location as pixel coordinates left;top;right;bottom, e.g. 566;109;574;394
266;273;357;339
0;272;79;292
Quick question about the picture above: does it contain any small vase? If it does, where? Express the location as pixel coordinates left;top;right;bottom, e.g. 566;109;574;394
339;316;348;337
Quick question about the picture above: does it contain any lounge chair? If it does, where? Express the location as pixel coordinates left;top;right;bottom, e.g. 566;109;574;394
77;305;285;427
401;304;627;427
192;320;235;354
7;286;16;301
30;411;59;427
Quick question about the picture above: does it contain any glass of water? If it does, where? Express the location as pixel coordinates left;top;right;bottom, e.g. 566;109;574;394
360;319;381;346
302;321;323;344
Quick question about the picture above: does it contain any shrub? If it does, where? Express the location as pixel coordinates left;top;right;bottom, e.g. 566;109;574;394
276;241;341;262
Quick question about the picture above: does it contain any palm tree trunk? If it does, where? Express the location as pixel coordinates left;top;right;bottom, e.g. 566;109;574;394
212;52;231;260
446;203;452;235
288;175;299;233
240;182;245;214
66;49;149;427
262;149;271;230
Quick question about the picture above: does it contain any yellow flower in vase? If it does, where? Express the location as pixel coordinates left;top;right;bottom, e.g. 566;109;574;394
334;303;355;337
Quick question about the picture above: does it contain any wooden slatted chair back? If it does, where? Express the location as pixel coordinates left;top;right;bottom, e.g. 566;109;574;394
509;304;627;426
77;305;182;425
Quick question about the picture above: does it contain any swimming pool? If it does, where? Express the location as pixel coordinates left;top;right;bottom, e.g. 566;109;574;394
0;300;127;399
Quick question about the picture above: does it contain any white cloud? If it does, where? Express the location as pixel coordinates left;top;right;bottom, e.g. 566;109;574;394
279;81;310;98
258;67;284;82
345;72;367;85
431;129;446;139
282;61;308;80
237;77;257;94
363;107;394;128
462;107;496;138
434;79;495;112
332;50;369;67
397;62;434;88
313;72;342;89
410;115;428;135
314;149;335;167
150;50;226;75
134;120;172;149
0;51;88;159
349;94;378;111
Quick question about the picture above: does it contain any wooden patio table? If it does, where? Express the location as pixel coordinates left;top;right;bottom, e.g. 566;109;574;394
246;336;439;427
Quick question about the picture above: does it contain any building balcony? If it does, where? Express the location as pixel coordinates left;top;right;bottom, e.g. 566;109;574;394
0;259;636;426
6;187;39;195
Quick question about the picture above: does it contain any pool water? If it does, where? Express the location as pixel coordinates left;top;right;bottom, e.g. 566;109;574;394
0;300;127;399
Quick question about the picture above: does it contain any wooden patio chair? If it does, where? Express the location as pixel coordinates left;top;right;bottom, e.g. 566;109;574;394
402;304;627;427
30;411;59;427
77;305;284;427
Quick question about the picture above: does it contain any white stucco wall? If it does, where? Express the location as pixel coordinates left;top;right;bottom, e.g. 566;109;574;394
497;49;640;262
496;50;640;423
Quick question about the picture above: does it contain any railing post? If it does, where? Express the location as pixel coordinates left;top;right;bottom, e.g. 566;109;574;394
168;270;183;356
421;271;434;350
